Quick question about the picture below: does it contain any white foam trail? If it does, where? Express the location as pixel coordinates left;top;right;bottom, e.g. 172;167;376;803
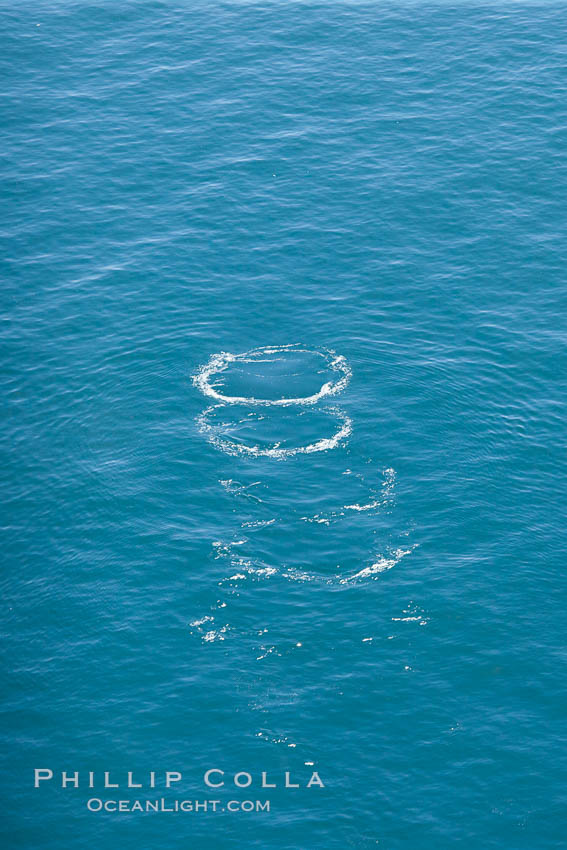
344;499;382;512
343;468;397;512
197;404;352;459
242;518;276;529
340;546;417;584
193;345;351;406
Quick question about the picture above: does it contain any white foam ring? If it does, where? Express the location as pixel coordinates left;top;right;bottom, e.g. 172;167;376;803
197;404;352;459
193;345;352;406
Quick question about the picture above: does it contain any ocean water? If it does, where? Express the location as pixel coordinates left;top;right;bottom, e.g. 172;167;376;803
2;2;567;848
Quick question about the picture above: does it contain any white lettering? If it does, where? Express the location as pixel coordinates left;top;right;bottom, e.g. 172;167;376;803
34;769;53;787
261;772;276;788
165;771;182;788
204;769;224;788
62;771;79;788
307;771;324;788
285;772;299;788
127;772;142;788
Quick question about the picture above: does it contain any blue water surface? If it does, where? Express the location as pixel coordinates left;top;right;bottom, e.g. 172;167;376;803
2;2;566;848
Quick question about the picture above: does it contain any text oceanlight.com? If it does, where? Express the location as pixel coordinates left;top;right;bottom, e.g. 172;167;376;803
87;798;270;813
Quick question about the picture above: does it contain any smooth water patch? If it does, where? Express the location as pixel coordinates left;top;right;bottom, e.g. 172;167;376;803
197;403;352;458
193;345;351;406
219;465;397;519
